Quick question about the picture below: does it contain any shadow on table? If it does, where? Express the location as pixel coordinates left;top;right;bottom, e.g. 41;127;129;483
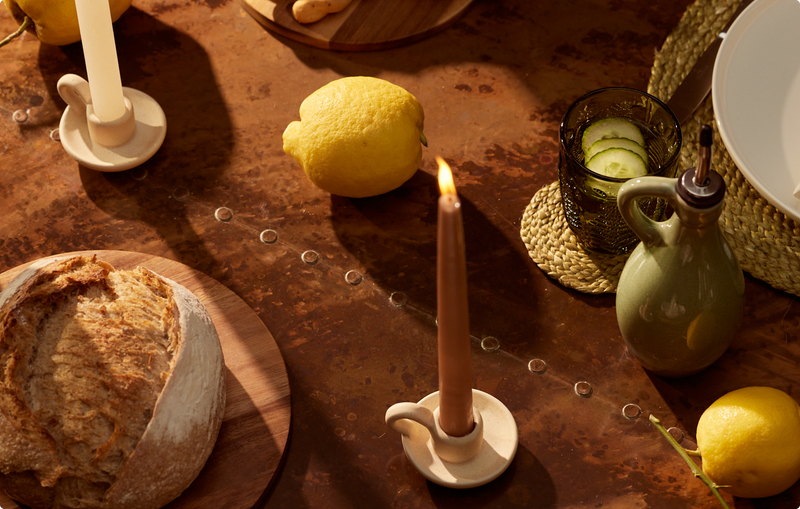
270;0;691;134
630;275;800;508
643;275;800;437
731;483;800;508
276;0;646;344
330;167;546;343
427;444;557;508
39;7;233;281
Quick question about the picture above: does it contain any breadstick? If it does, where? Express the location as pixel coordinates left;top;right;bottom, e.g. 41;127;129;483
292;0;353;24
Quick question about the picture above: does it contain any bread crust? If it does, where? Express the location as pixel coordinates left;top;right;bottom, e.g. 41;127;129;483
0;256;226;509
102;278;226;509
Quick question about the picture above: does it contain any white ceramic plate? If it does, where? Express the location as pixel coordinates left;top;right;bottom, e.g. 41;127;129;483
712;0;800;222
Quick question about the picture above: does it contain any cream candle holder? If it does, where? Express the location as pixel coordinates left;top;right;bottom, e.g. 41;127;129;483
385;389;518;488
57;74;167;172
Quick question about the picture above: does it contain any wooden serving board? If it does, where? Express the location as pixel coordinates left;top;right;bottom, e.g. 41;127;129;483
0;251;291;509
239;0;474;51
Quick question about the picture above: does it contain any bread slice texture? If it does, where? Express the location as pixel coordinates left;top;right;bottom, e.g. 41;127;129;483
0;255;226;509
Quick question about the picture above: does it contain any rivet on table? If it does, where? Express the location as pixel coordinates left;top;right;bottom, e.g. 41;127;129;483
12;109;29;123
260;229;278;244
622;403;642;420
528;358;547;374
131;168;148;181
172;187;190;201
389;292;408;307
667;427;684;444
345;270;363;285
214;207;233;222
49;129;61;141
574;381;593;397
480;336;500;352
301;250;319;265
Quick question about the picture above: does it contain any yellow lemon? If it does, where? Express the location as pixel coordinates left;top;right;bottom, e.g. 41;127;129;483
283;76;425;198
4;0;132;46
696;386;800;498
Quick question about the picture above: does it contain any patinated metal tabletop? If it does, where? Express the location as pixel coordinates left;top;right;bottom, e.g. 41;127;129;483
3;0;800;507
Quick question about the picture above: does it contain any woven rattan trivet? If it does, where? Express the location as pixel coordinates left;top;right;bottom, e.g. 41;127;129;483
522;0;800;296
520;182;627;294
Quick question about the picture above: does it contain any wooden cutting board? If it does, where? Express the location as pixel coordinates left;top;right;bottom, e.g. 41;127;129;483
0;251;291;509
239;0;474;51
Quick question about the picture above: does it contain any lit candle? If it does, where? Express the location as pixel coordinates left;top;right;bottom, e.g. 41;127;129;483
436;156;474;438
74;0;127;122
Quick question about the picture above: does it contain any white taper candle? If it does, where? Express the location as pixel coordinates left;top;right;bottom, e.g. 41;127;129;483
74;0;126;122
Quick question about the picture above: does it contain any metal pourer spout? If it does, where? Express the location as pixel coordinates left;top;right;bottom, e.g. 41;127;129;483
677;124;726;208
694;124;713;187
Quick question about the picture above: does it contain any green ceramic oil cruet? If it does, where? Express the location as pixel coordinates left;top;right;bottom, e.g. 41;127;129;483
615;125;744;377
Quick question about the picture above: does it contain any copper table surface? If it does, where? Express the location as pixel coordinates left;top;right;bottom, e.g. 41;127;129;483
2;0;800;508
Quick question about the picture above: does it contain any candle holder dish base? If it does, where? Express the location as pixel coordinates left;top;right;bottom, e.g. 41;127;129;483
58;75;166;172
385;389;518;488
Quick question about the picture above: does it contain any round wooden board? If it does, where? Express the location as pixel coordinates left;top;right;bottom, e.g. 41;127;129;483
0;251;291;509
239;0;474;51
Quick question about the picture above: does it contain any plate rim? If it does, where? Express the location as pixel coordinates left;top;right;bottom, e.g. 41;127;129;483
712;0;800;222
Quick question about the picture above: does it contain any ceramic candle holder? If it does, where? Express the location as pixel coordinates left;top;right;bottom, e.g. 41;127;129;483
57;74;167;172
385;389;518;488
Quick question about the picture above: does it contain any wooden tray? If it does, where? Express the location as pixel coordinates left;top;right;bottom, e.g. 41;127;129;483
239;0;474;51
0;251;291;509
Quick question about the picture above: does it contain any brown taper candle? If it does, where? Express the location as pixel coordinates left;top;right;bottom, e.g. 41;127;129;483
436;156;474;438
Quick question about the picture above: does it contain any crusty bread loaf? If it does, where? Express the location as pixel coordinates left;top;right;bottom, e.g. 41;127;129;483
0;255;226;509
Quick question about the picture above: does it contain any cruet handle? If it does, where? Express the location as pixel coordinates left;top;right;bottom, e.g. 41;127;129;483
617;176;678;247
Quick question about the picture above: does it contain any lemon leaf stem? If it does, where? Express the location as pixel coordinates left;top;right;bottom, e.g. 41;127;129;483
420;132;428;147
649;414;730;509
0;15;32;49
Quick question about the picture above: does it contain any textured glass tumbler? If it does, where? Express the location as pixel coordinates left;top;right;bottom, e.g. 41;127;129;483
558;87;682;254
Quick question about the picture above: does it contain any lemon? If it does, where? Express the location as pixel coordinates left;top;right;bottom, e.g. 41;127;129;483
696;386;800;498
282;76;425;198
3;0;132;46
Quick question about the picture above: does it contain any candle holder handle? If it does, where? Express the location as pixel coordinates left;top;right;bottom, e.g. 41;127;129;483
385;389;518;489
57;74;92;115
386;402;483;464
385;402;436;437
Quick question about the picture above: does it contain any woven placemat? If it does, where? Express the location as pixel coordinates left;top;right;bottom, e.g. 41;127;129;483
522;0;800;296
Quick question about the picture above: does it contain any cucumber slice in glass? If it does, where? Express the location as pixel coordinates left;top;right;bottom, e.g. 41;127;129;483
585;148;647;179
581;117;645;154
585;137;648;166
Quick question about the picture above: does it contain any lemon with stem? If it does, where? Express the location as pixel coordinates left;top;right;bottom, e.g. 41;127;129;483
2;0;132;47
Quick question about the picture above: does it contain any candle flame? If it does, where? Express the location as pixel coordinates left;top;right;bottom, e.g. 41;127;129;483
437;157;457;196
